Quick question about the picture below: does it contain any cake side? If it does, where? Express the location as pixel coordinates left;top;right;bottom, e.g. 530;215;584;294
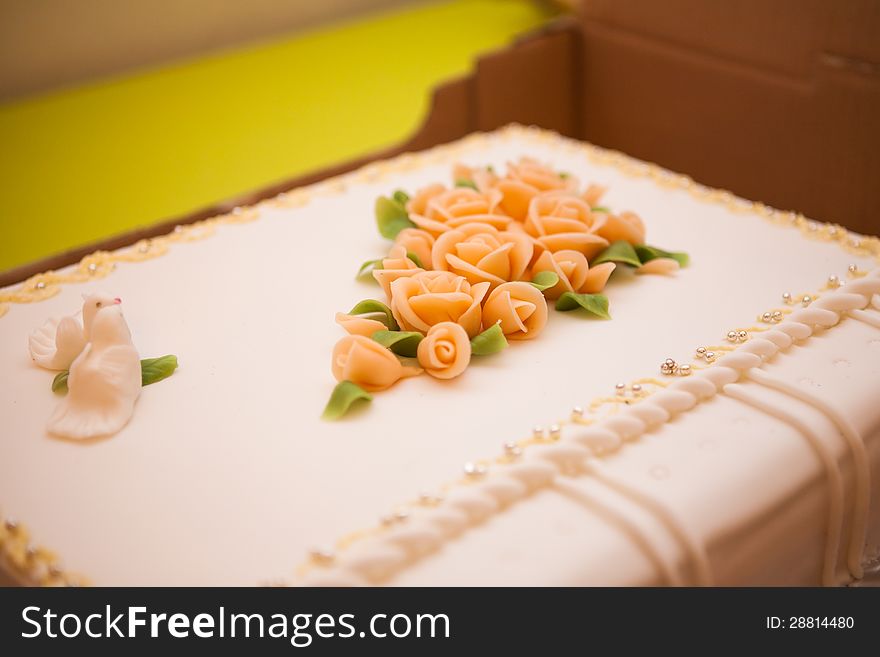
1;126;878;586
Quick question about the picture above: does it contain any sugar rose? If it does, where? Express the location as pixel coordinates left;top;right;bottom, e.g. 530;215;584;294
531;250;617;299
452;163;499;193
332;335;420;391
507;157;579;193
408;186;511;237
482;281;548;341
594;210;646;245
335;312;387;338
431;222;533;289
389;270;490;337
417;322;471;380
373;245;424;300
392;228;435;268
525;193;609;259
495;157;579;221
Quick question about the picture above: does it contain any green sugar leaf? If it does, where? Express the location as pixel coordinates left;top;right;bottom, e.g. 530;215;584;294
454;178;478;190
555;293;611;319
375;196;416;240
357;258;383;279
406;251;425;268
322;380;373;420
558;171;570;179
470;323;509;356
141;355;179;386
592;240;642;267
635;244;690;267
530;271;560;292
591;206;611;213
371;330;424;357
349;299;399;331
392;190;411;205
52;370;69;394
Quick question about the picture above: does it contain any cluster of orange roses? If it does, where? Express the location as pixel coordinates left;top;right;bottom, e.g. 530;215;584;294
324;157;684;419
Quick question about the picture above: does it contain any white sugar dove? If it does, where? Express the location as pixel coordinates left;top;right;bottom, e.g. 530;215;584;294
28;293;121;370
48;304;141;440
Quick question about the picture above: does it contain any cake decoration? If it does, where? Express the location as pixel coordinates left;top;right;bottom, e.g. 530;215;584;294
47;305;142;440
326;156;690;418
26;297;180;439
28;293;120;370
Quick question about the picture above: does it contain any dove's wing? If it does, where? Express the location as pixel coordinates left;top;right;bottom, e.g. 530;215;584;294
53;316;87;368
90;344;142;398
49;344;140;440
28;316;85;370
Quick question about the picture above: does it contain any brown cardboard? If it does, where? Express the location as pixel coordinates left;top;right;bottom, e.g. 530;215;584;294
578;0;880;236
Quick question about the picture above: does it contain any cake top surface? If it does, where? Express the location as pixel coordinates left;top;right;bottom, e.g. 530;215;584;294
1;125;878;586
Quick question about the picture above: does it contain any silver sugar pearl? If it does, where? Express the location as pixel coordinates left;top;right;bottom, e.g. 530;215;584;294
138;242;150;253
174;225;184;233
664;358;676;367
532;425;545;439
727;330;737;341
631;383;642;393
782;292;792;304
761;312;772;322
679;364;692;376
232;206;243;216
35;281;46;290
4;518;17;532
503;442;522;457
571;406;584;418
848;263;858;274
87;263;97;273
772;311;783;320
463;462;487;477
695;347;707;357
549;424;561;439
851;238;862;248
828;275;839;288
801;295;812;306
615;382;626;392
705;351;716;361
737;330;748;340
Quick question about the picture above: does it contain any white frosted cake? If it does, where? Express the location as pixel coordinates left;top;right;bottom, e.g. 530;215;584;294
1;125;879;586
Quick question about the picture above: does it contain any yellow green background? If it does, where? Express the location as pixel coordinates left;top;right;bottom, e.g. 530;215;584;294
0;0;551;272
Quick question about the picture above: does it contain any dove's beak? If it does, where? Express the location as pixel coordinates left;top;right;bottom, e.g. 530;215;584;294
114;297;122;304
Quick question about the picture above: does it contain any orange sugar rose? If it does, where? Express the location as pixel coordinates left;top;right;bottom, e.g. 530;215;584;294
524;193;609;259
531;250;617;300
594;210;647;246
482;281;548;341
332;335;421;392
389;270;489;338
417;322;471;380
334;312;387;338
408;186;511;237
431;222;533;289
392;228;435;268
494;157;579;221
373;245;424;300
